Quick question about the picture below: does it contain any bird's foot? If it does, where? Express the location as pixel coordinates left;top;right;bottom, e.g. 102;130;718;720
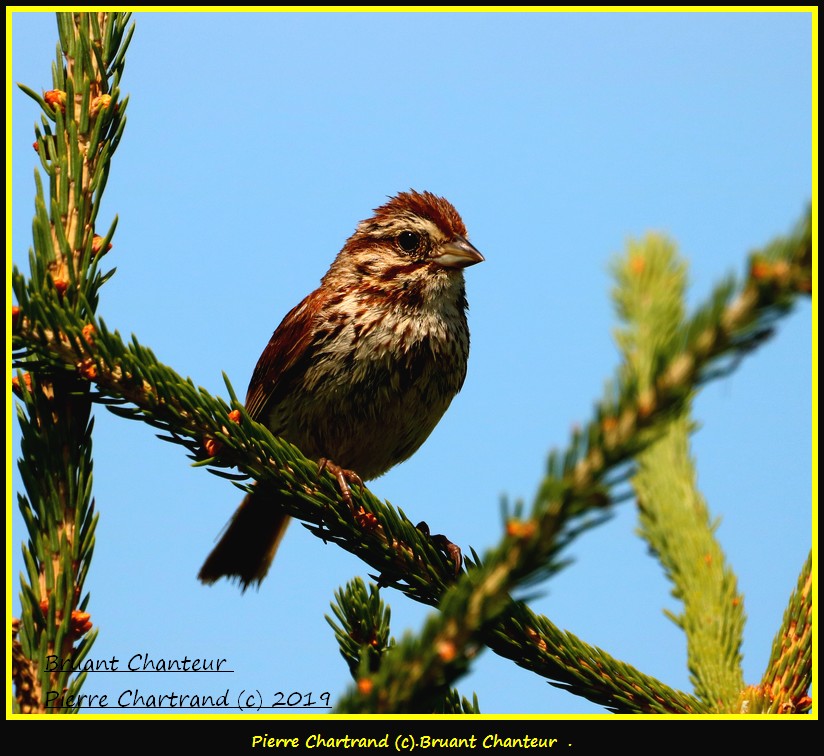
416;521;463;578
318;458;363;514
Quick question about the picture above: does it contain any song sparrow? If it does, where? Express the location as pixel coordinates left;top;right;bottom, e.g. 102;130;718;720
198;190;484;589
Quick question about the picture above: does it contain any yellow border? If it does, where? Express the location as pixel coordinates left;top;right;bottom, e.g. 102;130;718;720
6;5;818;723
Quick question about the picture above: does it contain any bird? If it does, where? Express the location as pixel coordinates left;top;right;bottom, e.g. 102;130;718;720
198;190;484;589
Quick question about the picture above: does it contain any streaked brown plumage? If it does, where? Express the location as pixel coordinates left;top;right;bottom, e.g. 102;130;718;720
198;190;483;589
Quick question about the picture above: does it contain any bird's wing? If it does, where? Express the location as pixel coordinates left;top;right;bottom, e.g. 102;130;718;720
244;287;325;422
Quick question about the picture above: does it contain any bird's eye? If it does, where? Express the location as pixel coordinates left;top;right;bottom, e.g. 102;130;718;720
397;231;421;254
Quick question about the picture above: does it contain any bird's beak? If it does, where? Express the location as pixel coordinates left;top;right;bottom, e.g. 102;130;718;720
432;236;485;269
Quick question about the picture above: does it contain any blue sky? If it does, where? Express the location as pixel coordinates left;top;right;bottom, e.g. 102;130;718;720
9;10;813;717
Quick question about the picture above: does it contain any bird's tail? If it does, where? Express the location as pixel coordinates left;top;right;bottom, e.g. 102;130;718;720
198;482;290;590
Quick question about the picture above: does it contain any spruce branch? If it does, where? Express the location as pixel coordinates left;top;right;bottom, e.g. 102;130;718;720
11;619;39;714
327;578;394;680
333;550;508;713
12;12;133;714
613;235;746;711
635;412;746;711
485;604;705;714
734;553;813;714
327;578;481;713
433;691;481;715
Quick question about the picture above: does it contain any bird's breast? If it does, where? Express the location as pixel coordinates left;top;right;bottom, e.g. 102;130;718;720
267;293;470;479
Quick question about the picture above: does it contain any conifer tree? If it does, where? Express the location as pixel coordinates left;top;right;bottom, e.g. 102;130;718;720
11;12;812;715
